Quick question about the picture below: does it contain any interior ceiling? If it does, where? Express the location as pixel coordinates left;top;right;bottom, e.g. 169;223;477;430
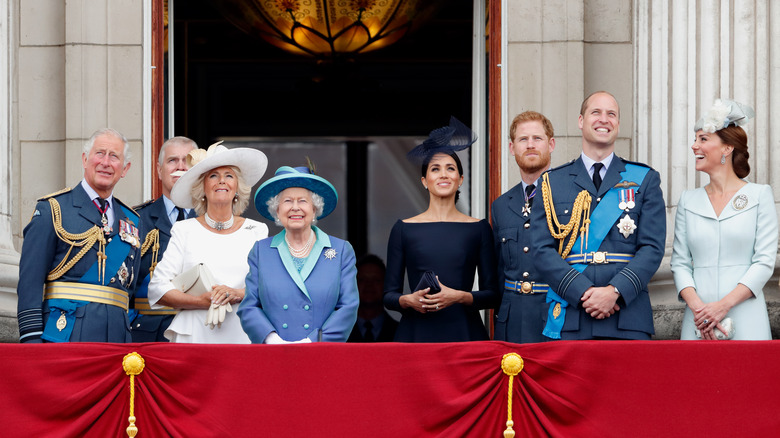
174;0;474;143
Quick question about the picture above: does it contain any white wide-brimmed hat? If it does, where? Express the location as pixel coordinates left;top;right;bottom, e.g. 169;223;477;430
170;141;268;208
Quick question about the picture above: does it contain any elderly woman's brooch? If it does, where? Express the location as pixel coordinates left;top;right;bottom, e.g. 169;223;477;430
324;248;337;260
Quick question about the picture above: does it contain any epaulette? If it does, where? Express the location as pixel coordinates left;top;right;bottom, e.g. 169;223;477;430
547;159;577;173
114;198;140;219
133;199;155;211
620;158;653;169
36;187;71;202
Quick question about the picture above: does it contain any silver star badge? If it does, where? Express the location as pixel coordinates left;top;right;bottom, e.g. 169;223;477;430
324;248;337;260
617;214;637;238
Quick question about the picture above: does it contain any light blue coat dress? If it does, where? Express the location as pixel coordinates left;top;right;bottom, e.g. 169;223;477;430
671;183;778;340
238;226;359;343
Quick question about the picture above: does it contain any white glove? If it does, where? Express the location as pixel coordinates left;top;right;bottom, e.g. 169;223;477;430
205;302;233;329
205;303;218;329
292;337;312;344
263;332;287;344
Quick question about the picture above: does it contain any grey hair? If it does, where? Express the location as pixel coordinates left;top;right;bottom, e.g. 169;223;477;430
266;190;325;227
158;136;198;166
189;165;251;216
83;128;132;166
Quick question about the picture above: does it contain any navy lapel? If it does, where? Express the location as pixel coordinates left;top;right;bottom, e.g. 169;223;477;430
151;198;173;237
598;157;626;197
506;184;526;218
571;158;595;193
74;184;103;227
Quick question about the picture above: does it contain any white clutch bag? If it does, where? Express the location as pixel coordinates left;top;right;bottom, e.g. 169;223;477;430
172;263;215;296
694;317;735;340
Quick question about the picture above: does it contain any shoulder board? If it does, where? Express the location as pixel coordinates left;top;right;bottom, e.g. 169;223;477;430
36;187;72;202
114;198;139;219
620;158;652;169
133;199;155;210
547;159;577;173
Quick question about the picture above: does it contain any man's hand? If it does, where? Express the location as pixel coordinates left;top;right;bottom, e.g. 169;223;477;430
581;286;620;319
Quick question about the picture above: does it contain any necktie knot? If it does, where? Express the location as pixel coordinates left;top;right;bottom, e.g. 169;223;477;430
95;198;108;213
175;207;185;222
592;163;604;190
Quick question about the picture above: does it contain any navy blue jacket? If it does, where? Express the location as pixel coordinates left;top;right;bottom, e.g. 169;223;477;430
491;182;550;343
17;184;142;343
530;156;665;339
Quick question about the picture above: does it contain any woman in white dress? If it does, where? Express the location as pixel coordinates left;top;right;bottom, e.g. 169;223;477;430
671;99;777;340
148;142;269;343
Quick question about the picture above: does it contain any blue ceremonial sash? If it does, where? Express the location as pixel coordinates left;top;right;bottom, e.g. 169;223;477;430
543;163;650;339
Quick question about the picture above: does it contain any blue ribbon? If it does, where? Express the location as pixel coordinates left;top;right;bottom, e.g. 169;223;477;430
543;164;650;339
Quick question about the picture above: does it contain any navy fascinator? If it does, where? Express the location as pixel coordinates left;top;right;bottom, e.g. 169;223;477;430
406;116;477;164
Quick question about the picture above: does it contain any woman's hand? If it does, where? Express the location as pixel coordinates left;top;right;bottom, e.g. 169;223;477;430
693;299;731;337
420;278;472;312
399;288;431;314
210;285;245;306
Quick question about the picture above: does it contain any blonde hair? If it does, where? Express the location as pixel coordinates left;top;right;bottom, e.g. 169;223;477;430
190;166;251;216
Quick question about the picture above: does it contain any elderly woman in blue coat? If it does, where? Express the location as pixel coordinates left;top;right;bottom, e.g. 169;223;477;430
238;166;359;343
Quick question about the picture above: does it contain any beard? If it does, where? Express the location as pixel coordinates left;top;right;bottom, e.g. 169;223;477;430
516;150;551;174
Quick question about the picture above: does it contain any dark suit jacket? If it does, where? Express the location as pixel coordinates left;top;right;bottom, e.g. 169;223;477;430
347;311;399;342
491;182;550;343
17;183;141;343
131;197;195;342
530;156;665;340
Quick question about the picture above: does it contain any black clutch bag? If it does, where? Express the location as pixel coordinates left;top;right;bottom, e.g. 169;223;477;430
415;270;441;293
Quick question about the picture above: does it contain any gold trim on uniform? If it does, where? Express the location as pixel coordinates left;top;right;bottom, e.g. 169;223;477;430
44;281;129;310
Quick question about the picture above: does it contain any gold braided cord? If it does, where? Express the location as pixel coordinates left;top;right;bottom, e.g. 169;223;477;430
123;352;145;437
140;229;161;278
540;173;592;258
46;198;107;282
501;353;524;438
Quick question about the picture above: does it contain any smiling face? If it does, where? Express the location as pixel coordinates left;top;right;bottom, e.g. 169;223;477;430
158;142;196;198
422;153;463;199
509;120;555;174
692;130;732;175
203;166;238;208
277;187;315;232
579;92;620;151
82;133;131;198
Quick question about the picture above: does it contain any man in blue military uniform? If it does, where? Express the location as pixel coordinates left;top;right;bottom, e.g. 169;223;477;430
492;111;556;343
531;91;665;340
131;136;197;342
17;128;142;343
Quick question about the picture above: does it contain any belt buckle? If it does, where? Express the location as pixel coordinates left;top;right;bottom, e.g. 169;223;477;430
520;281;533;294
592;251;607;264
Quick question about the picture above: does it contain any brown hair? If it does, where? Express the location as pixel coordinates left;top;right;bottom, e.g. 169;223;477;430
714;125;750;178
509;111;555;141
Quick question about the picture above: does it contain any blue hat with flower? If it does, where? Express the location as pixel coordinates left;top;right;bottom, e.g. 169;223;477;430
694;98;755;133
254;166;338;221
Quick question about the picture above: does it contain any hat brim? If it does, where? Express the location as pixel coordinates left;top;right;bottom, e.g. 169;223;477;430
170;148;268;209
254;173;338;221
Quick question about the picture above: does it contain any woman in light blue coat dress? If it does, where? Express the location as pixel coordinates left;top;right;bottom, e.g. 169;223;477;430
238;166;359;343
672;99;777;340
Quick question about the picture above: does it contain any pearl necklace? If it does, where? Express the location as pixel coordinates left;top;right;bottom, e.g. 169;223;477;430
204;212;234;230
286;230;315;258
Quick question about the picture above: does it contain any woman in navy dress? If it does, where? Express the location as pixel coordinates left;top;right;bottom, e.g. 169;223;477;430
383;117;499;342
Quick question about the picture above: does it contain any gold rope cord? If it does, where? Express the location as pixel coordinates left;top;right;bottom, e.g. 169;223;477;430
540;173;592;258
123;352;145;438
501;353;525;438
140;229;160;278
46;198;107;283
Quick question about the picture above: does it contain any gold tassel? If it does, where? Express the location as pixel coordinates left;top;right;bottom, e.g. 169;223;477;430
501;353;525;438
123;352;145;437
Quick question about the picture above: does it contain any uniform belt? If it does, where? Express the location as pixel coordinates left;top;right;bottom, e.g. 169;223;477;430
504;280;549;294
44;281;129;311
134;297;178;315
564;252;634;265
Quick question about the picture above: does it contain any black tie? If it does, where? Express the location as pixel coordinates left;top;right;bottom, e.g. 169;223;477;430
364;321;375;342
525;184;536;207
96;198;108;213
176;207;185;222
592;163;604;191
